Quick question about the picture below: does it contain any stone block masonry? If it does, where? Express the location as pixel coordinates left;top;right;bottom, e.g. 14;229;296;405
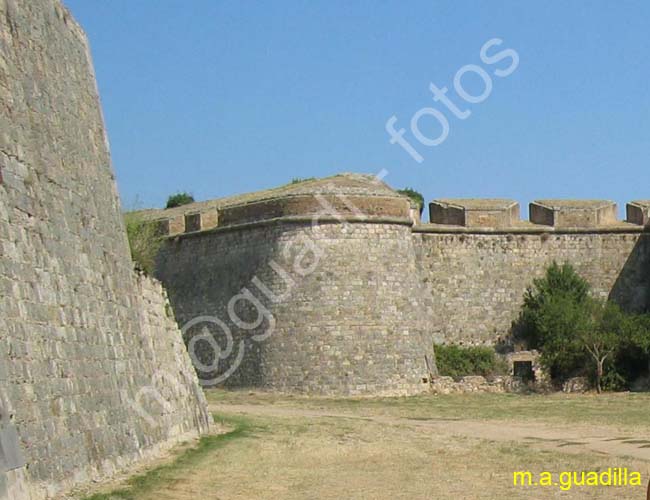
148;178;649;395
6;0;646;495
157;216;435;396
415;197;650;345
0;1;210;498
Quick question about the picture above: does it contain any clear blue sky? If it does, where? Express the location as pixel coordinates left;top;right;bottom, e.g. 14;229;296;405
65;1;649;219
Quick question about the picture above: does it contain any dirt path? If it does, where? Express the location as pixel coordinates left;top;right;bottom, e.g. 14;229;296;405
81;397;650;499
211;403;650;462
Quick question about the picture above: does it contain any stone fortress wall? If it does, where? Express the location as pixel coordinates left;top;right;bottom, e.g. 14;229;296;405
147;176;650;396
416;199;650;345
0;1;210;498
155;176;436;396
4;0;647;496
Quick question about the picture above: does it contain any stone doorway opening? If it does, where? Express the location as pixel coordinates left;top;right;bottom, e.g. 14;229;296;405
513;360;535;382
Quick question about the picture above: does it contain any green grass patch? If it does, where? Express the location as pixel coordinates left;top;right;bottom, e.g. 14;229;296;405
83;414;255;500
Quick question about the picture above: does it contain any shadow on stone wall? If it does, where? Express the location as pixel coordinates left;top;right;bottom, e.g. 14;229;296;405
609;234;650;313
156;234;277;388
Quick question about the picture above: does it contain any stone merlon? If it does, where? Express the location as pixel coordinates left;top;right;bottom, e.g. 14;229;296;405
429;199;520;228
136;180;650;235
627;200;650;226
529;199;617;228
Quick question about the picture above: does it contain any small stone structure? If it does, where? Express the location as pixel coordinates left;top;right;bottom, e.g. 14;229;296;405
627;201;650;227
429;375;525;394
506;350;547;385
562;377;590;393
529;200;618;228
429;199;520;228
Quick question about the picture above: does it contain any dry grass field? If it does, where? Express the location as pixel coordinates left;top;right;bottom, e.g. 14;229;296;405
83;391;650;500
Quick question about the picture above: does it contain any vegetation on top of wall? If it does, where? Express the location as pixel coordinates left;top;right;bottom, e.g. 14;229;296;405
290;177;316;184
434;344;508;378
165;192;195;209
124;213;162;275
516;261;650;392
397;188;424;215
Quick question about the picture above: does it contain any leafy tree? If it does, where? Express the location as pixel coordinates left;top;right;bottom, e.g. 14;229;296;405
165;192;195;209
517;262;591;352
397;188;425;216
621;313;650;377
628;314;650;360
526;292;591;381
578;300;624;393
517;262;634;391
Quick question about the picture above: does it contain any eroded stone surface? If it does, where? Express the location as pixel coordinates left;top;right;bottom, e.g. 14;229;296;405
0;1;210;498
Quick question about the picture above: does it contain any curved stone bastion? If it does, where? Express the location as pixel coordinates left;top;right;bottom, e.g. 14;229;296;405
143;179;650;396
152;174;435;395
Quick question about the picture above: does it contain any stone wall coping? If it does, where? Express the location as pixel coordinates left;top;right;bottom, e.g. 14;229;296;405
224;190;407;209
628;200;650;210
134;173;406;222
431;198;519;211
165;214;414;240
532;199;616;210
413;222;649;235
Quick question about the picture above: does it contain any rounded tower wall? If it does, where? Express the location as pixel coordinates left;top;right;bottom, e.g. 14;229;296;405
156;213;434;395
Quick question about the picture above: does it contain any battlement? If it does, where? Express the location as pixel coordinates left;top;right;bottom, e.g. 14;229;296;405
139;173;413;236
627;200;650;226
529;199;617;228
151;170;650;394
425;198;648;233
429;199;520;228
136;175;649;237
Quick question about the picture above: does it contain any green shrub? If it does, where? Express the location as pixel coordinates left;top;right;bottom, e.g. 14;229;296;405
600;368;627;392
515;262;593;382
124;213;162;275
434;344;508;378
166;192;195;209
515;262;649;391
290;177;316;184
397;188;424;216
517;262;590;349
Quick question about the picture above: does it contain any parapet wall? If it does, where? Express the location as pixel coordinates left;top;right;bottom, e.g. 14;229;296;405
0;2;210;498
139;174;415;236
419;198;650;344
414;230;649;345
428;198;647;230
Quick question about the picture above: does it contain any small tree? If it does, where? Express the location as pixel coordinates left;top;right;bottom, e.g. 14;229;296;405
397;188;424;216
166;192;195;209
625;313;650;374
517;262;629;391
527;292;592;381
517;262;591;352
577;300;623;393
